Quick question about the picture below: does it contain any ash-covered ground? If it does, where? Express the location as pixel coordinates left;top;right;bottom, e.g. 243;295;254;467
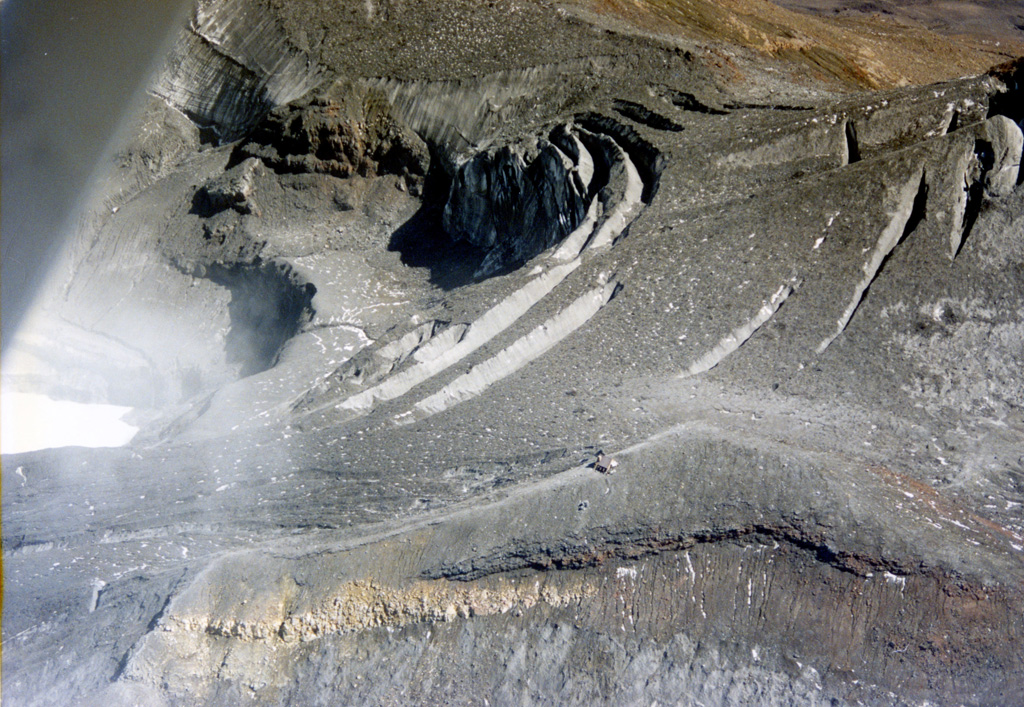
3;1;1024;705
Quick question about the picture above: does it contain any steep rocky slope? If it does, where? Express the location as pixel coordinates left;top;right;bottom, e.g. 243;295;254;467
3;1;1024;706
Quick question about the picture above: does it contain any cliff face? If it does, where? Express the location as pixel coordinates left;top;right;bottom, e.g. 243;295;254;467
3;2;1024;706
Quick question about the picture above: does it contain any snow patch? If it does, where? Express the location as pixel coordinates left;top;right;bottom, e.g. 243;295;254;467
1;392;138;454
682;283;793;377
817;171;924;354
402;276;620;422
883;572;906;589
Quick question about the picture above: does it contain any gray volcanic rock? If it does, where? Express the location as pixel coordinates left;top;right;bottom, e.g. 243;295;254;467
193;156;263;216
4;2;1024;706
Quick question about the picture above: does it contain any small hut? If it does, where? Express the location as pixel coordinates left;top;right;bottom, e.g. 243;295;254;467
594;452;618;474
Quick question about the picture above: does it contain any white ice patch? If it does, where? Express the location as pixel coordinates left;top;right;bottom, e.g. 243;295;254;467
585;141;644;251
402;276;619;422
1;392;137;454
883;572;906;589
572;132;596;192
816;171;923;354
682;283;793;377
339;260;582;413
552;198;600;261
685;551;696;583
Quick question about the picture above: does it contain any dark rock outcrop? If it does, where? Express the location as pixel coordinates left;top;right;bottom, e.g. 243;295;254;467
442;132;590;276
233;82;430;192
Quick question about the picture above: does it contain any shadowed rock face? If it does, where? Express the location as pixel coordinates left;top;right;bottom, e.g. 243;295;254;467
443;135;591;276
3;1;1024;706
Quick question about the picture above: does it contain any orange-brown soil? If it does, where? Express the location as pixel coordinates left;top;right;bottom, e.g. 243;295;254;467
564;0;1024;88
